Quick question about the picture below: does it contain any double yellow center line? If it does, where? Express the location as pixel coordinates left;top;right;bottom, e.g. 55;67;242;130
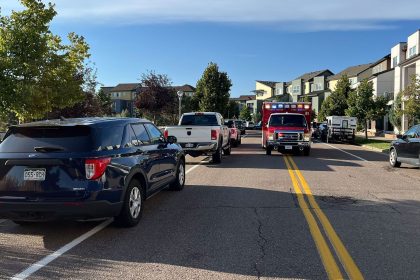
284;155;364;280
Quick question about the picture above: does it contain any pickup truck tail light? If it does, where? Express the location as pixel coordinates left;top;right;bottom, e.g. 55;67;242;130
164;129;168;139
85;158;111;180
211;129;217;140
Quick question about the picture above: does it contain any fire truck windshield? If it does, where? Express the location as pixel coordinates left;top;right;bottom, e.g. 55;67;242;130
269;114;307;128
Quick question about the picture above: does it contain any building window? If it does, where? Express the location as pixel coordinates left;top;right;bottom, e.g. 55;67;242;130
409;46;417;58
292;85;300;94
392;56;398;68
372;64;384;74
275;88;283;95
313;83;323;91
349;78;357;85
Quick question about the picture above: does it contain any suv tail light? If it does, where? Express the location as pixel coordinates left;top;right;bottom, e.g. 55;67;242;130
211;129;217;140
230;128;235;135
164;129;169;139
85;158;111;180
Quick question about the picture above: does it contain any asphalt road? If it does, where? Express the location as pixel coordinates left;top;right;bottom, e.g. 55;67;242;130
1;131;419;280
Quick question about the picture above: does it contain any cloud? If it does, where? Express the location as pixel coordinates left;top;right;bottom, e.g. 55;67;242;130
1;0;420;30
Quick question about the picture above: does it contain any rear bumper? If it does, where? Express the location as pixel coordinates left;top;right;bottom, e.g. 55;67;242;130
0;200;123;221
180;142;217;152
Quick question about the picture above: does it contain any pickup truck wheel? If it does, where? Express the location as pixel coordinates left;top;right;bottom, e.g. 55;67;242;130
223;142;231;155
115;180;144;227
212;146;222;163
168;159;185;191
303;147;311;156
232;139;238;147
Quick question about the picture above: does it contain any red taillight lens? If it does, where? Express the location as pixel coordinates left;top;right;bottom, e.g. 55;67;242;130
211;129;217;140
164;129;169;139
230;128;235;134
85;158;111;180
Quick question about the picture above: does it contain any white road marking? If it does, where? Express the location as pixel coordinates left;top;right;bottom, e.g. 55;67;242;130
186;157;210;174
320;142;374;163
11;219;113;280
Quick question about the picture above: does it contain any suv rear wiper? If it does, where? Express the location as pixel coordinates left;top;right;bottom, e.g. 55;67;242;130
34;146;65;152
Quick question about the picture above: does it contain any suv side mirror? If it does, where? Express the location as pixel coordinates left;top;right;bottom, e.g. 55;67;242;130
167;135;177;144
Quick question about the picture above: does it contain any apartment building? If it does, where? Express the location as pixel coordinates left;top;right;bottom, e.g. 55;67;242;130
392;29;420;132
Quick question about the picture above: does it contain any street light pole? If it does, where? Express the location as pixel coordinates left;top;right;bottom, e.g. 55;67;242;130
177;90;184;122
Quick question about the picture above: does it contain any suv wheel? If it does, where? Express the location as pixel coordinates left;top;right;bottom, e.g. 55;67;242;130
115;180;144;227
169;159;185;191
389;148;401;168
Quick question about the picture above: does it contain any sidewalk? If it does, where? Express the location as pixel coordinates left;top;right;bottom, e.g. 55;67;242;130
355;133;393;142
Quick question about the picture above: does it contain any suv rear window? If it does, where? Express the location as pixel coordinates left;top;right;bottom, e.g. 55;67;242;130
181;115;218;126
0;126;93;153
269;115;307;128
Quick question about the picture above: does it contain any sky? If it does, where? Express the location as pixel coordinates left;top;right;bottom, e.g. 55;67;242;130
1;0;420;97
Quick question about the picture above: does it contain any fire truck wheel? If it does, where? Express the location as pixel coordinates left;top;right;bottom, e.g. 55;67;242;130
303;147;311;156
266;146;272;155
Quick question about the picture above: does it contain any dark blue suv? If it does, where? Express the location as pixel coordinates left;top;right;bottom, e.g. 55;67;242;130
0;118;185;227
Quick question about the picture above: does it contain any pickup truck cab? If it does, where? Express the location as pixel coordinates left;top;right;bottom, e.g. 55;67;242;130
164;112;231;163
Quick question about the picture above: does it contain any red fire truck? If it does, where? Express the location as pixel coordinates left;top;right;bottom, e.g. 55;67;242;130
261;102;312;156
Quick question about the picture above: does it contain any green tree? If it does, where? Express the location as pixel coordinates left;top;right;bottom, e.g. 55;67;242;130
401;75;420;127
193;62;232;113
97;88;113;116
253;112;262;123
135;71;176;124
239;106;252;121
225;100;239;119
0;0;91;122
275;94;291;102
389;92;403;132
318;75;352;121
346;79;388;139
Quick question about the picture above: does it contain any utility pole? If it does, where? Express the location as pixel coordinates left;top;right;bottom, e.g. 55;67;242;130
177;90;184;122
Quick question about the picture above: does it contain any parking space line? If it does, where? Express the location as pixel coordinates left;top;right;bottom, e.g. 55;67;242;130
11;219;113;280
286;156;364;280
186;157;210;174
320;142;371;163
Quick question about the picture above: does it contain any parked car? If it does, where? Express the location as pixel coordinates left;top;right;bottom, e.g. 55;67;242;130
389;124;420;168
224;119;241;147
313;123;328;141
0;118;186;227
234;120;246;135
246;121;255;129
164;112;231;163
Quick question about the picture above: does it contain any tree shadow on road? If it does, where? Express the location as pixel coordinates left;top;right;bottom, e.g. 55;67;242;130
2;184;420;279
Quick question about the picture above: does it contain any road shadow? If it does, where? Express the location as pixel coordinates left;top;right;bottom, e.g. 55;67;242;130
2;185;420;279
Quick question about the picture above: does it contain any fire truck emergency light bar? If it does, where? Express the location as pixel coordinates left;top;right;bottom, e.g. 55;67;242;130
264;103;310;110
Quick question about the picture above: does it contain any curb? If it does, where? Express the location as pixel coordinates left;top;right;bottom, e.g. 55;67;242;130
359;144;388;154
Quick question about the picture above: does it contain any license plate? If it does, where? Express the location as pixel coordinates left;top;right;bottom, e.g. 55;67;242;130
185;143;194;148
285;146;293;150
24;168;46;181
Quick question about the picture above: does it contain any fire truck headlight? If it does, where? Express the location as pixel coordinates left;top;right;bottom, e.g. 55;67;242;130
268;134;274;140
304;133;311;141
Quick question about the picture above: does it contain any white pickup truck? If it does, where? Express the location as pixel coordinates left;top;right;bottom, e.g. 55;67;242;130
164;112;231;163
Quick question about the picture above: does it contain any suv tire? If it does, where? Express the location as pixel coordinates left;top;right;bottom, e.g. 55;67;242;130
168;159;185;191
115;179;144;227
